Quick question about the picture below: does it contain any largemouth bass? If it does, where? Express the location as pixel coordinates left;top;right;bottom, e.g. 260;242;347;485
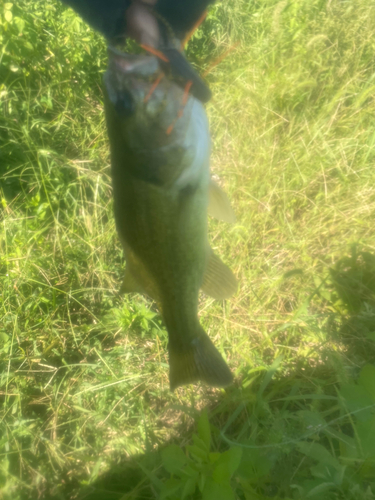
103;47;237;390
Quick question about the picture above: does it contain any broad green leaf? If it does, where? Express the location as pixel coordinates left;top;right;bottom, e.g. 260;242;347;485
306;481;336;498
14;16;25;33
138;461;164;491
296;442;341;471
310;461;345;486
365;331;375;342
359;365;375;401
310;462;334;480
237;448;272;481
209;452;221;464
4;10;12;22
186;443;208;462
340;383;374;421
161;445;187;475
181;474;198;499
198;410;211;450
203;477;235;500
213;447;242;483
356;416;375;459
198;473;206;493
192;434;209;453
333;464;346;487
22;41;34;51
0;332;9;342
161;478;182;500
213;463;231;483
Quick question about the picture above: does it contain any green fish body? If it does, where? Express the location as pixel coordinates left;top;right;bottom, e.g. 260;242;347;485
104;49;237;390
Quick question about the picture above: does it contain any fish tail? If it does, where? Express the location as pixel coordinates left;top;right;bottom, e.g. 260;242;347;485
169;327;233;391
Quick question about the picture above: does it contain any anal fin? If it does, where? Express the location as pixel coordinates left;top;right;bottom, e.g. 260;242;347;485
201;249;238;300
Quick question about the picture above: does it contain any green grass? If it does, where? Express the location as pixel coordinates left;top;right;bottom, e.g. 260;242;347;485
1;0;375;498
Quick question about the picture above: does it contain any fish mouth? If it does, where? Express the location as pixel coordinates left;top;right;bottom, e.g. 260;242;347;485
104;45;166;114
107;45;160;79
104;46;163;118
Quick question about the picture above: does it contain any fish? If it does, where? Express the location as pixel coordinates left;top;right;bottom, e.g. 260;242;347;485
103;47;237;390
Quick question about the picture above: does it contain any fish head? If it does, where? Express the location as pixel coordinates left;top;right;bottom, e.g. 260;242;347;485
104;47;194;147
103;46;210;186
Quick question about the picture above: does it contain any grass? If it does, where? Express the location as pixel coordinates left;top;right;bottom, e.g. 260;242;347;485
1;0;375;498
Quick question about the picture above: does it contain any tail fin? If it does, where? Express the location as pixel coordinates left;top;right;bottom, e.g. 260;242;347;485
169;327;233;391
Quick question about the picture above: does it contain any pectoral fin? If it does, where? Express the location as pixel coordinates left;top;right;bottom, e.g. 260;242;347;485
120;267;144;295
201;249;238;300
208;179;236;223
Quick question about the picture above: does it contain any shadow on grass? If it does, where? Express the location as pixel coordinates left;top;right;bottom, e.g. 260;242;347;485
7;248;375;500
66;249;375;500
327;247;375;363
76;452;169;500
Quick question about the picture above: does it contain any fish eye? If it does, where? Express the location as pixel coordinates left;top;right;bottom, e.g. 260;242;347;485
114;90;135;117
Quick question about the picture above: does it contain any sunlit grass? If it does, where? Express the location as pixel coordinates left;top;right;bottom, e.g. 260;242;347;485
1;0;375;498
